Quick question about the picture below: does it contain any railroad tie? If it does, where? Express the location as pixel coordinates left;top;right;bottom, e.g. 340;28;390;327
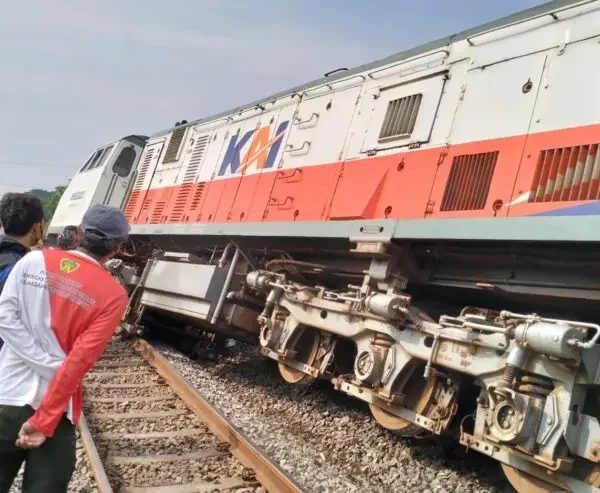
88;409;190;420
116;477;250;493
85;395;179;403
105;448;227;465
85;382;167;389
96;429;206;440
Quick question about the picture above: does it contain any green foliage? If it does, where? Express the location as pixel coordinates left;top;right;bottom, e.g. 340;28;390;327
28;185;66;218
45;186;66;216
28;189;52;201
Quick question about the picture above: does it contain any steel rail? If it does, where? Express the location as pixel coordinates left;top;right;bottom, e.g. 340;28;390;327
133;338;305;493
78;414;114;493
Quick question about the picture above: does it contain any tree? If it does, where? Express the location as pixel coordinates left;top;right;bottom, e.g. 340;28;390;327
45;186;66;216
28;185;66;219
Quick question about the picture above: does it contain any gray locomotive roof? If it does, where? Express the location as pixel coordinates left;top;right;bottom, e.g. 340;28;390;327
150;0;583;139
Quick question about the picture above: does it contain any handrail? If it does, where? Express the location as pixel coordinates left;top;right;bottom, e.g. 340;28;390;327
465;0;597;45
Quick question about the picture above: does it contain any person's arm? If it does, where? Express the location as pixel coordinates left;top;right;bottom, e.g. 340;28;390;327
0;255;63;380
28;292;127;437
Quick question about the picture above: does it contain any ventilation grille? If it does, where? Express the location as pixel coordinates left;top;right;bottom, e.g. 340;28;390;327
190;183;206;211
150;202;166;224
170;184;193;223
139;197;153;223
167;136;210;223
163;127;186;164
440;151;499;211
378;93;422;142
124;192;140;220
530;144;600;203
185;135;210;182
133;148;155;192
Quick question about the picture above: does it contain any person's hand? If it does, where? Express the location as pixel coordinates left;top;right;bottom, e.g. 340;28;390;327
15;421;47;449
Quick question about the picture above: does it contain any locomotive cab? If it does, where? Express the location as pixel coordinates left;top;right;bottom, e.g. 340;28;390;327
47;135;147;242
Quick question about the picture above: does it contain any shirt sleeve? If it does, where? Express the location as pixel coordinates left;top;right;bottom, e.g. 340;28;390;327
0;255;63;380
28;290;128;437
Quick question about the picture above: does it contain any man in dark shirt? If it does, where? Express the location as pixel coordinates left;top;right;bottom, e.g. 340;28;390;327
0;193;46;351
57;225;81;250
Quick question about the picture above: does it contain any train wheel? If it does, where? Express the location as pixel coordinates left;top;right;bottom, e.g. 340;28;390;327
369;361;438;437
501;465;565;493
278;326;322;384
502;435;600;492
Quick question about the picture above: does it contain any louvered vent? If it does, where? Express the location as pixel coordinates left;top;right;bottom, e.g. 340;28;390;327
168;136;210;222
150;202;166;224
125;148;155;221
170;184;193;222
530;144;600;202
133;148;155;192
162;127;186;164
186;135;210;181
378;93;422;142
440;151;498;211
124;192;140;220
190;183;206;211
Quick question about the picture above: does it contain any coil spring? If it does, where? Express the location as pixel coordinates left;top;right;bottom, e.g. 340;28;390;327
516;373;554;398
494;364;518;400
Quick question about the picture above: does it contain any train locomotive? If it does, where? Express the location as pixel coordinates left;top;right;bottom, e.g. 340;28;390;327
47;1;600;490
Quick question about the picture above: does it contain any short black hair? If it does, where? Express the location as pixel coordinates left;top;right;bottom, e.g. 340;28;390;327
0;193;45;236
81;229;124;257
63;225;78;234
58;225;80;250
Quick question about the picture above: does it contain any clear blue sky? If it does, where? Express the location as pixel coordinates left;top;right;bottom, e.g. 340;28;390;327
0;0;542;196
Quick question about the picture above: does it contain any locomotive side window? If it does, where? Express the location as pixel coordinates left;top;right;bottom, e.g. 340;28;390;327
112;146;137;177
378;93;422;142
91;144;114;170
80;149;102;172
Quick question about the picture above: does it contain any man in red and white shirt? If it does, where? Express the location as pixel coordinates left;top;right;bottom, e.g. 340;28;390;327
0;204;130;493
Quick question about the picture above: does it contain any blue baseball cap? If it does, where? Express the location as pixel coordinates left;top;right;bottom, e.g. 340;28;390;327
81;204;130;240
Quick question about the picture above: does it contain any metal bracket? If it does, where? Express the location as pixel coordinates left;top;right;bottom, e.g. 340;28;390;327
260;347;320;378
437;144;451;166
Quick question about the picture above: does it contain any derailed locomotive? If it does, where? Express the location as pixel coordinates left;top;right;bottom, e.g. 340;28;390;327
48;0;600;490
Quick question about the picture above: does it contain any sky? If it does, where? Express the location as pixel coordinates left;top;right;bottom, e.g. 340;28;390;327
0;0;543;197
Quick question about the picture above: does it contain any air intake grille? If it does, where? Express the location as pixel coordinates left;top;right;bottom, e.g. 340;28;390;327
150;202;166;224
530;144;600;202
125;147;156;221
185;135;210;182
162;127;186;164
132;148;155;192
378;93;422;142
440;151;498;211
170;184;193;223
190;183;206;211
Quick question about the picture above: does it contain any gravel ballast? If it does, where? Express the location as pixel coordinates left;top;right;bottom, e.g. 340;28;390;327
8;338;515;492
152;340;515;493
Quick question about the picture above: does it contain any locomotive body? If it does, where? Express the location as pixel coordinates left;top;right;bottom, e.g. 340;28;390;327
48;1;600;490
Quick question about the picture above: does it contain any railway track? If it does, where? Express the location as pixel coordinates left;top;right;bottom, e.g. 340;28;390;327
80;338;304;493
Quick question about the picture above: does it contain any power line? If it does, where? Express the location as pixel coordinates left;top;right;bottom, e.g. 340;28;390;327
0;183;63;190
0;160;74;169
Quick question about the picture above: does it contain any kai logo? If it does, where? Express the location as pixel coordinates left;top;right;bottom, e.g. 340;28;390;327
218;120;289;176
60;258;80;274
